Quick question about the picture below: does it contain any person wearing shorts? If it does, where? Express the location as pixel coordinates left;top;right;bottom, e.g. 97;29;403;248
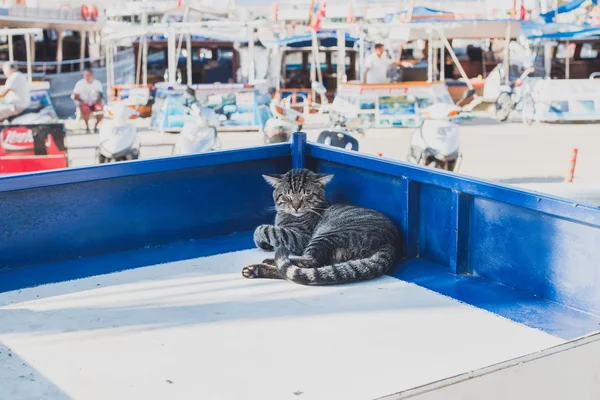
73;69;104;134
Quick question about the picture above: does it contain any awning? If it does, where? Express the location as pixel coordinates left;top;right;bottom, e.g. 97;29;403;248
387;19;522;40
266;31;363;48
540;0;599;23
384;6;454;23
528;27;600;40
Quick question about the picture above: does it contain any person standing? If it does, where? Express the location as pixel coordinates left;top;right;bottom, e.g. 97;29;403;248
73;69;104;134
0;62;31;121
363;43;413;84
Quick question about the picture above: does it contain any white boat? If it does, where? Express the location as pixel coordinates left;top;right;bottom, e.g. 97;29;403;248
0;4;134;118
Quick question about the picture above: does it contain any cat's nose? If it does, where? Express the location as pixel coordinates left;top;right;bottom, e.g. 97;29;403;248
292;199;301;211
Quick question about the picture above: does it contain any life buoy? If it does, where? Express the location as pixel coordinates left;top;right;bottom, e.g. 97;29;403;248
80;4;90;21
89;5;99;21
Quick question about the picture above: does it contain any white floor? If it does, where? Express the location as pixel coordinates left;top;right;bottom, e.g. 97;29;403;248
0;249;563;400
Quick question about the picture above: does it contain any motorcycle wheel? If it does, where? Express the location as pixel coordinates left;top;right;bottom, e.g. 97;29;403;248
495;92;512;122
521;94;535;126
96;149;107;164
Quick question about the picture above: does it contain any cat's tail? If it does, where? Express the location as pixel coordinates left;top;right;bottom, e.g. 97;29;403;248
274;245;396;286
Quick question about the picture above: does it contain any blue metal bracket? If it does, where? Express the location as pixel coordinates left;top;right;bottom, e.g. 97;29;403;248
449;190;470;275
291;132;307;169
401;176;419;259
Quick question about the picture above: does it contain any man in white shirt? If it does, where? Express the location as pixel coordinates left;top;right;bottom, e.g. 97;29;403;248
0;63;31;121
363;43;413;84
73;69;104;134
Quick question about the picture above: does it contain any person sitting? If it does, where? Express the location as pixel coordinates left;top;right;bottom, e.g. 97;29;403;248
363;43;413;84
0;62;31;122
73;69;104;134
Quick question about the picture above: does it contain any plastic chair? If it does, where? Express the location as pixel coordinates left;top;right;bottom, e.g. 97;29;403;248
316;130;359;151
71;93;104;130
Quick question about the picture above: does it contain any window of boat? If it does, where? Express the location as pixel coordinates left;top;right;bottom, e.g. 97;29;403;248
580;43;599;59
218;49;233;61
452;40;485;61
194;48;213;61
307;51;327;68
284;52;303;70
331;52;351;67
556;43;576;59
147;48;166;63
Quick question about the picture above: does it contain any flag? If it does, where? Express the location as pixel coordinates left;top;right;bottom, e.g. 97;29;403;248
311;1;327;32
347;3;354;23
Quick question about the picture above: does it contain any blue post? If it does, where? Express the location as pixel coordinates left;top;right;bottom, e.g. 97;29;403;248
291;131;307;169
449;190;470;275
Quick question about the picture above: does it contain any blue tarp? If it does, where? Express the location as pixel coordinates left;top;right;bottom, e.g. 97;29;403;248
136;35;248;44
528;26;600;40
384;6;452;23
540;0;598;23
269;32;363;48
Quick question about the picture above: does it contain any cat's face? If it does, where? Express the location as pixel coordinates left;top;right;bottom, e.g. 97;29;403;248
263;169;333;217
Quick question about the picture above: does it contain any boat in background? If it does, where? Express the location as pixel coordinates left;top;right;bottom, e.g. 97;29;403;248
0;3;135;119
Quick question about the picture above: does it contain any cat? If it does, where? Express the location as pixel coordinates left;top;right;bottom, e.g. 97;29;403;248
242;168;401;285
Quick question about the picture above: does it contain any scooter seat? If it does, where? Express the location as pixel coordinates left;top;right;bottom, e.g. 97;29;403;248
317;130;359;151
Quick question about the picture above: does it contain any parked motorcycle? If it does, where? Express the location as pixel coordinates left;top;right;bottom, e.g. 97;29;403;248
178;102;221;154
495;65;536;124
407;103;462;172
261;103;304;144
96;104;140;163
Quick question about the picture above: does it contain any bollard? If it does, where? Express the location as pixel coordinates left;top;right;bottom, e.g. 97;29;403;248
566;148;578;183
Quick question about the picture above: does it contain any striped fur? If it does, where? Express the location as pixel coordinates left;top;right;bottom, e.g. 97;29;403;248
243;169;401;285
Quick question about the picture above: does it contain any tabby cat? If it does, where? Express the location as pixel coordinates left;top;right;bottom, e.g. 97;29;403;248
242;168;400;285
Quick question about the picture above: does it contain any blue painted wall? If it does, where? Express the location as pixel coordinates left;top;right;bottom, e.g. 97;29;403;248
2;134;600;329
307;143;600;317
470;198;600;315
308;160;405;231
418;184;452;267
0;148;290;270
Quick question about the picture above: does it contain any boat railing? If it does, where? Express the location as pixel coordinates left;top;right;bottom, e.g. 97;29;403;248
12;48;134;75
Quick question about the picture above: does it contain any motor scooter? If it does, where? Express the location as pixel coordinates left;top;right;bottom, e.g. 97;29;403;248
96;104;140;163
407;103;462;172
261;102;304;144
178;102;221;154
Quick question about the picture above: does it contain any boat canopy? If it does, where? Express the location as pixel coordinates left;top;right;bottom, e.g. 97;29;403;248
540;0;598;23
265;31;363;48
384;19;522;40
103;23;250;44
383;6;454;23
528;26;600;40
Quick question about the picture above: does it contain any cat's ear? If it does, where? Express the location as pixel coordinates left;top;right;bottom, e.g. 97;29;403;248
262;174;283;187
315;174;334;187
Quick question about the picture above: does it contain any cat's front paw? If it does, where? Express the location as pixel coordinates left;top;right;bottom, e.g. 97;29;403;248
242;265;260;278
254;225;274;251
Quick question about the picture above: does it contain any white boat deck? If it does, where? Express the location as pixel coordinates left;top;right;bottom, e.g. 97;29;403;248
0;249;563;400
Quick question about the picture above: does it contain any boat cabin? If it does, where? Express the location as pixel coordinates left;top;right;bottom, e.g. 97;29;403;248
133;37;239;85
